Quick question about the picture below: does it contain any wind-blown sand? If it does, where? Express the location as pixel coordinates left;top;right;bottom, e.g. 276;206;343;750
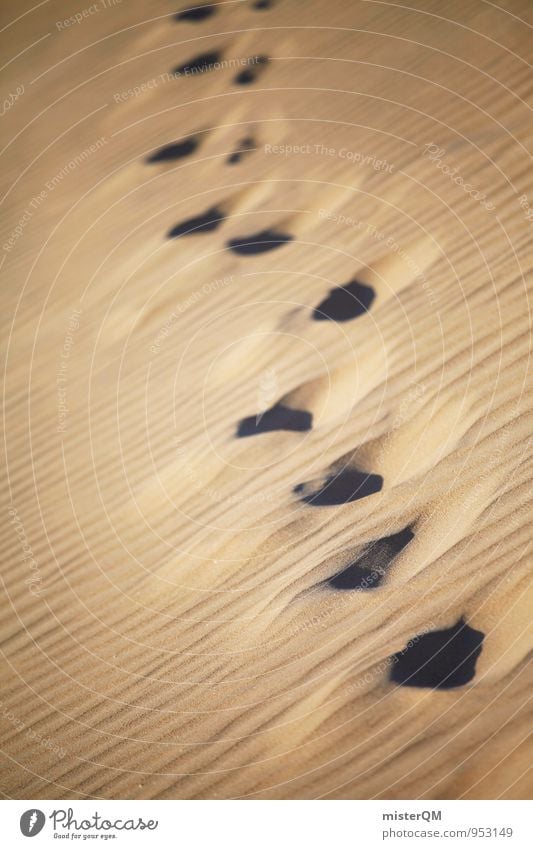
1;0;531;799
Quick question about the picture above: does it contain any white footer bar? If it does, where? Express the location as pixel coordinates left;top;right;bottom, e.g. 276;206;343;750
2;799;530;848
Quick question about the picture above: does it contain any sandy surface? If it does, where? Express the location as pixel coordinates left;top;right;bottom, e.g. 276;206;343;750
1;0;532;799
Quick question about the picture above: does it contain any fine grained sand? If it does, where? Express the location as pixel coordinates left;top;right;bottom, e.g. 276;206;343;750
1;0;531;800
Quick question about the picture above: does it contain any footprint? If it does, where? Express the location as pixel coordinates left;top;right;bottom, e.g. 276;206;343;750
167;205;225;238
233;56;269;86
295;467;383;506
175;4;216;21
253;0;273;7
390;618;484;689
237;403;312;437
313;279;375;322
174;51;222;76
227;228;293;255
146;135;199;163
327;526;413;589
227;136;256;165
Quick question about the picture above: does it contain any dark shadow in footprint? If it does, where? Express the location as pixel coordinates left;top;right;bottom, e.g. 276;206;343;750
295;468;383;506
227;229;293;255
174;51;222;76
390;618;484;689
313;280;375;322
234;56;269;85
237;403;312;437
167;206;225;238
146;137;199;163
328;526;414;590
227;136;256;165
253;0;273;7
175;4;216;21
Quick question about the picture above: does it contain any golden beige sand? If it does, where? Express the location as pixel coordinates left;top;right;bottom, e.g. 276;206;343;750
1;0;531;799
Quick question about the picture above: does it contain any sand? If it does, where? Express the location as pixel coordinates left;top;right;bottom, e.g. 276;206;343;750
1;0;531;799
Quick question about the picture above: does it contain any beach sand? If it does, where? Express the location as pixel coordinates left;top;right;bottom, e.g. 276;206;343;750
1;0;531;799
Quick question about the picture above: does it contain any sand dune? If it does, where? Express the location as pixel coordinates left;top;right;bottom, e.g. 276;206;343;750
1;0;531;799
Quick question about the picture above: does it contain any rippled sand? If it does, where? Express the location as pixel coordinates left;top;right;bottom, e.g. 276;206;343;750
1;0;532;799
